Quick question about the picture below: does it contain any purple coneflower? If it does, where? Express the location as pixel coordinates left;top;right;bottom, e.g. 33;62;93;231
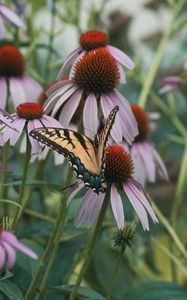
0;102;62;154
130;104;169;185
0;45;42;109
45;48;138;144
68;145;158;231
0;4;25;39
0;228;37;270
58;30;135;81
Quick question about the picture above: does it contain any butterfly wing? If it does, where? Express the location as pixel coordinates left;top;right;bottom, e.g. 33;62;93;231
97;105;119;169
30;128;103;192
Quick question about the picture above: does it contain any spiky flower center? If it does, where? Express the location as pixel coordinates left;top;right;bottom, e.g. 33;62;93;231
80;31;108;51
16;103;44;120
131;105;150;142
0;45;25;77
104;145;134;185
73;48;120;95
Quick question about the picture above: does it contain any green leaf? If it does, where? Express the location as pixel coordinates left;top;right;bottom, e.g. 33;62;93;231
0;279;23;300
123;282;187;300
47;285;105;300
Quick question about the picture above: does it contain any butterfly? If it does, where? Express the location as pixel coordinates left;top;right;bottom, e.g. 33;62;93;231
30;105;119;193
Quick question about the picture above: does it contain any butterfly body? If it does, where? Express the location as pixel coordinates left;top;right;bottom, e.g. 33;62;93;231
30;106;119;193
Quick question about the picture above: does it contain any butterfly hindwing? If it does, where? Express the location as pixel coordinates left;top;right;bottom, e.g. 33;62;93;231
30;105;119;193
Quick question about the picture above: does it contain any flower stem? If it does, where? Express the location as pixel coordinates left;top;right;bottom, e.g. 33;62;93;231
25;194;67;300
13;134;31;229
1;143;9;215
106;247;125;300
35;195;67;300
68;188;111;300
138;0;185;109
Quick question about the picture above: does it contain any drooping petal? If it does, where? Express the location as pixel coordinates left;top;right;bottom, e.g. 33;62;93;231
67;181;85;206
130;179;158;223
111;90;138;144
137;142;155;182
1;241;16;269
117;63;126;84
75;190;105;228
131;143;146;185
0;245;5;269
27;120;42;154
9;78;26;107
69;50;86;80
0;15;5;39
0;5;25;27
152;147;169;181
123;181;149;230
21;76;42;102
40;115;62;128
2;117;25;145
110;184;124;229
107;45;135;70
83;93;98;139
57;47;82;79
2;231;37;259
44;82;74;113
51;85;78;117
54;152;65;165
0;77;7;109
101;94;122;143
59;89;82;127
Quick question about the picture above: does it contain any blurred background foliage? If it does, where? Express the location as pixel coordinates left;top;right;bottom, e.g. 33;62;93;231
0;0;187;299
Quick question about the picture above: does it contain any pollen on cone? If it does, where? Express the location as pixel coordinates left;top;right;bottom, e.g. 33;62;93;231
80;31;108;51
73;48;120;94
0;45;25;77
16;103;44;120
105;145;134;185
131;105;150;142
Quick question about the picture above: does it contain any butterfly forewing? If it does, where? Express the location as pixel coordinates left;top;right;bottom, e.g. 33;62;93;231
97;105;119;169
30;128;100;175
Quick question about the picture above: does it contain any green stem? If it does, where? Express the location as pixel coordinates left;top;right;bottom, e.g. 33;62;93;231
106;248;125;300
138;0;185;109
25;195;67;300
152;203;187;261
13;135;31;229
1;143;9;215
68;188;111;300
171;139;187;226
35;196;67;300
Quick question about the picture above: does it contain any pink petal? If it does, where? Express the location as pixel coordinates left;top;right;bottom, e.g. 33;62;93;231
2;117;25;145
67;181;85;206
110;184;124;229
27;120;42;154
131;143;146;185
123;181;149;230
9;78;26;107
57;47;82;79
0;15;5;39
75;190;105;228
41;115;62;128
0;245;6;269
83;93;98;139
159;84;176;94
1;241;16;269
2;231;37;259
21;76;42;102
69;50;86;80
107;45;135;70
100;94;122;143
0;5;25;27
44;82;74;113
0;78;7;109
59;89;82;127
111;90;138;143
130;179;158;223
117;63;126;84
45;80;72;97
137;142;155;182
152;147;169;181
54;152;65;165
51;85;78;117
